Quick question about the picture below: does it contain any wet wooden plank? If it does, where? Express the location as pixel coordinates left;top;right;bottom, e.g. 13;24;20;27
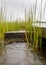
4;31;30;43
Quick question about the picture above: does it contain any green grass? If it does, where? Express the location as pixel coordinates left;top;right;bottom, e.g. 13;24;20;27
0;0;45;55
0;16;42;55
0;20;42;55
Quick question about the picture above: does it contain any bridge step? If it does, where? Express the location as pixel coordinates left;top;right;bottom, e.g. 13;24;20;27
4;31;31;44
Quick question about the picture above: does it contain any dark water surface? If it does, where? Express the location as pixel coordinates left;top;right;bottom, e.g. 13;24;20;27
0;43;46;65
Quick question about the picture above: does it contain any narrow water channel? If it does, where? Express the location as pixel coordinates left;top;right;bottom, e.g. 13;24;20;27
0;43;46;65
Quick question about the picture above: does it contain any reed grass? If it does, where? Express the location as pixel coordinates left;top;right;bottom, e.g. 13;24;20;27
0;0;46;55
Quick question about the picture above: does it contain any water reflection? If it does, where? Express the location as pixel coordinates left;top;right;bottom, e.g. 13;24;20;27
0;43;46;65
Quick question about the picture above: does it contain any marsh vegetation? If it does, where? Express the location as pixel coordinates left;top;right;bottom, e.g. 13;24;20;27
0;0;46;56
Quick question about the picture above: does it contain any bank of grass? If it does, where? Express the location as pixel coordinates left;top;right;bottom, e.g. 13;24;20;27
0;20;42;55
0;21;31;41
0;0;45;55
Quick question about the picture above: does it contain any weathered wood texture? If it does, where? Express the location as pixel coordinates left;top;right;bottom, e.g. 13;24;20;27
4;31;31;43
